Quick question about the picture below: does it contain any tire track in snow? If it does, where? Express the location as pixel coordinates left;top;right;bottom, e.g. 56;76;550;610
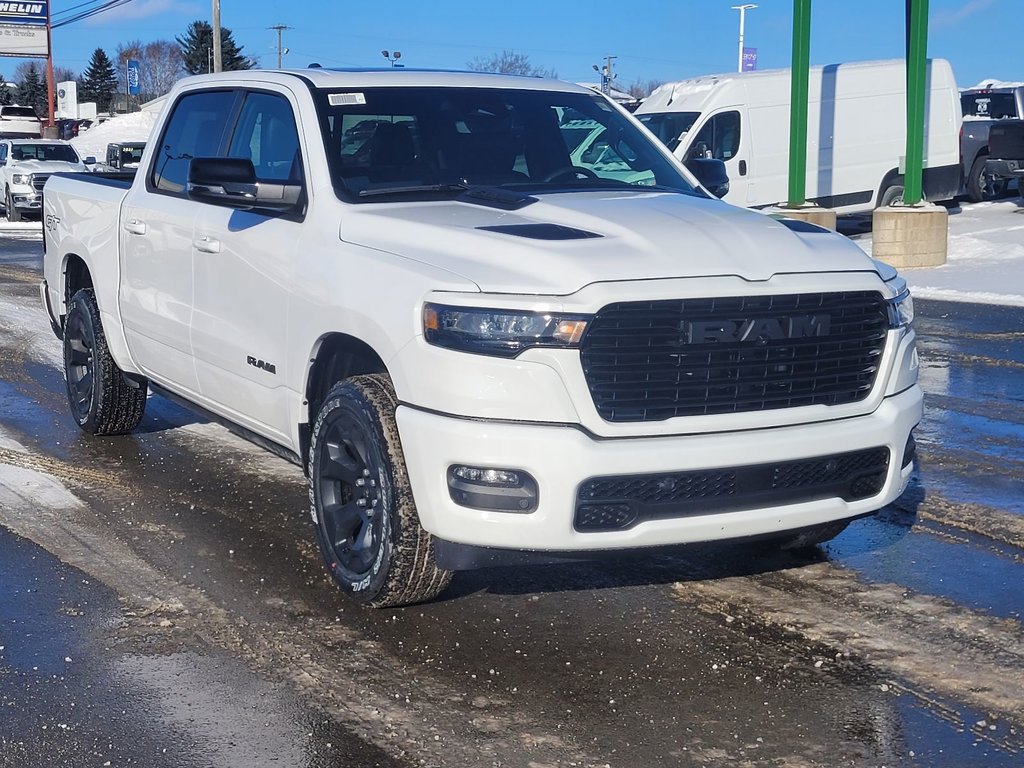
672;561;1024;748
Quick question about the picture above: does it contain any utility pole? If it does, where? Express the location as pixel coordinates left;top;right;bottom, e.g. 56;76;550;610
212;0;222;73
731;4;757;73
270;24;292;69
45;1;55;131
592;55;617;95
787;0;812;207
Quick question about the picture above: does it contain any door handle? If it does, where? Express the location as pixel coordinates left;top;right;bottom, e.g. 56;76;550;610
194;235;221;254
738;160;748;176
124;219;146;235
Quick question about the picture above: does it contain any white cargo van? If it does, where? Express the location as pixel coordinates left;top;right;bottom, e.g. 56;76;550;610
635;59;961;213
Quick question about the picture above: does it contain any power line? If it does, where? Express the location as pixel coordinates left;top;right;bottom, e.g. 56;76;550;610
52;0;136;29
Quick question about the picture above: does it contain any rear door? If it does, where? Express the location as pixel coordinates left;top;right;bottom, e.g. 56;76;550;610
119;89;237;393
190;87;307;442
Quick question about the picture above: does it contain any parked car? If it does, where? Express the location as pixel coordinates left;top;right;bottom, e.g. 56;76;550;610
0;105;43;139
635;59;962;213
959;83;1024;201
42;69;920;607
0;139;94;221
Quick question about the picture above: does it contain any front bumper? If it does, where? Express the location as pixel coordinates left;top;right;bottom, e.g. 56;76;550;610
396;385;922;552
8;188;41;211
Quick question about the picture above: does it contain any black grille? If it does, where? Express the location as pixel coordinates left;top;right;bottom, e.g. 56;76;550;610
31;174;49;192
580;291;889;422
575;447;891;532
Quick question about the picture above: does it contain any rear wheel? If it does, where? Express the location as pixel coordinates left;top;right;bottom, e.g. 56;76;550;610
309;374;451;607
63;289;148;435
967;156;1007;202
879;184;904;207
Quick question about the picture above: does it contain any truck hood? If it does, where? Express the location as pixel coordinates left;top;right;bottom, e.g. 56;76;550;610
11;159;85;175
340;191;879;295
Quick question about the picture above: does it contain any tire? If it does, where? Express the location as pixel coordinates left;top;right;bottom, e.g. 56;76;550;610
63;289;148;435
5;188;21;222
309;374;452;607
777;520;851;551
879;185;904;207
966;156;1007;203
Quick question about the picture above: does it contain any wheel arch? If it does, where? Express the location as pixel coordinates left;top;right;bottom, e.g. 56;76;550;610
875;168;903;208
300;332;390;463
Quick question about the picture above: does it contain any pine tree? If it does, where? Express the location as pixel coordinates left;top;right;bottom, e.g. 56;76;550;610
79;48;118;113
16;63;46;115
177;20;253;75
0;77;13;106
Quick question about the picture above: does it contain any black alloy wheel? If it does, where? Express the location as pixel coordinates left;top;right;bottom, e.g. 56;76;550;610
61;289;147;435
309;374;451;607
317;410;387;580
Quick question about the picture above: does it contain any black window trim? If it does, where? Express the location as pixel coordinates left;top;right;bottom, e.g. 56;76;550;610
145;86;309;222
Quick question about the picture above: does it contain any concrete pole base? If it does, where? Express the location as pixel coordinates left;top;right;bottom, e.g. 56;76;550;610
872;203;948;268
767;204;838;231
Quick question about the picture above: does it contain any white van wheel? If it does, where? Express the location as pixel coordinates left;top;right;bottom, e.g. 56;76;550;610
879;185;904;207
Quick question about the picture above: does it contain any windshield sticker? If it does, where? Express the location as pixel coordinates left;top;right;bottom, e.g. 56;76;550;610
329;93;367;106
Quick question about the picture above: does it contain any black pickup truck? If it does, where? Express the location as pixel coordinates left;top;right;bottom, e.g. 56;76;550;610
986;120;1024;198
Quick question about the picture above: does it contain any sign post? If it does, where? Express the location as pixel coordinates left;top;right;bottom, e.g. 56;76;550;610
0;1;52;128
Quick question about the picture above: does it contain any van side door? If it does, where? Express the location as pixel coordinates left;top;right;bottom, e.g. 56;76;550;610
680;110;751;205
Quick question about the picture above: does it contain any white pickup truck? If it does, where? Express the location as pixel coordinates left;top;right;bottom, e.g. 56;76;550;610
42;69;922;607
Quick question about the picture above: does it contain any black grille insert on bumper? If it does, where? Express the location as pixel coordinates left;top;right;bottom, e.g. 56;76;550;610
580;291;889;423
574;446;891;532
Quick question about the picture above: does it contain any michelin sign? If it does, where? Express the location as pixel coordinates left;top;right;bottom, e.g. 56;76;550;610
0;1;48;58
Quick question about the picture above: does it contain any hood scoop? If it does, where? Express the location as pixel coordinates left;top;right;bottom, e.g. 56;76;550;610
477;223;603;241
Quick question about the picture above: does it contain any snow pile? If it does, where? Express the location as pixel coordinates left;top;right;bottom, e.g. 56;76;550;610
850;199;1024;307
965;79;1024;91
70;111;158;162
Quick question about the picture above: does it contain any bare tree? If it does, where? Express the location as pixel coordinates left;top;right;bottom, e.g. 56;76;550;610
116;39;184;100
467;50;557;78
627;79;665;100
53;66;77;84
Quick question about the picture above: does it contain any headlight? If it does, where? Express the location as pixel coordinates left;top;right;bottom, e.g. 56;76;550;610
887;287;914;329
11;173;31;185
423;303;591;357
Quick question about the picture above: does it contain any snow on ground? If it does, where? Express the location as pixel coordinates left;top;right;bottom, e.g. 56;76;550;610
70;111;158;161
848;198;1024;307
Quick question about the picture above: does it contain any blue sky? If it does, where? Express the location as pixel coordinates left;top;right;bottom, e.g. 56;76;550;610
30;0;1021;90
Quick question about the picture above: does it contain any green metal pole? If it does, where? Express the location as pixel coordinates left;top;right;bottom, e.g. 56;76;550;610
904;0;929;205
787;0;812;207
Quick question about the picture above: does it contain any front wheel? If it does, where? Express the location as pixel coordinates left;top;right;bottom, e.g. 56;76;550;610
309;374;452;607
5;188;21;222
63;289;148;434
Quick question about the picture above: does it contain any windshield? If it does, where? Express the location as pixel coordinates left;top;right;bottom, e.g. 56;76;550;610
2;107;39;119
315;87;699;201
636;112;701;152
11;144;80;163
960;93;1018;119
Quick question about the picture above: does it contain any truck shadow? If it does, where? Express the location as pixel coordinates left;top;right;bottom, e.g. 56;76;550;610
445;484;922;601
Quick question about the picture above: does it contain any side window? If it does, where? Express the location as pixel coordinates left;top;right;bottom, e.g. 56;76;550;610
689;111;741;161
0;144;7;164
227;91;303;182
151;90;235;194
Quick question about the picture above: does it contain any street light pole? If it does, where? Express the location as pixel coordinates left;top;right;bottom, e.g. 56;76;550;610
731;4;757;73
212;0;222;73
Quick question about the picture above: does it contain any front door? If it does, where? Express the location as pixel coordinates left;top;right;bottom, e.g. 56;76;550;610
190;88;307;442
679;110;750;205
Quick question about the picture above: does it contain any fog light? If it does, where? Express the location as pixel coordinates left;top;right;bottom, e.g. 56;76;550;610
448;465;538;513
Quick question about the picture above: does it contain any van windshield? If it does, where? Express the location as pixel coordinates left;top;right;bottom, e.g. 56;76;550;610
315;86;701;202
636;112;701;152
960;93;1017;119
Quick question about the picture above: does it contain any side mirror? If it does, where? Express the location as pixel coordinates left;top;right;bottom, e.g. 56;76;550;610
685;157;730;199
187;157;301;212
83;156;96;165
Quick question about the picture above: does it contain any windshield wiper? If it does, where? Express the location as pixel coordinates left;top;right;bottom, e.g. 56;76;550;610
358;183;470;198
359;183;537;210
